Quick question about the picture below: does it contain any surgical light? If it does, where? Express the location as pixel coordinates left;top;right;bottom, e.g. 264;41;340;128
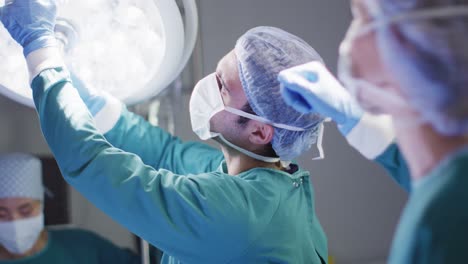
0;0;198;107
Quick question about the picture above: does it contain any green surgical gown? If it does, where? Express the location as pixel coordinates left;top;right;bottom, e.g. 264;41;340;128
31;68;409;264
389;147;468;263
0;228;138;264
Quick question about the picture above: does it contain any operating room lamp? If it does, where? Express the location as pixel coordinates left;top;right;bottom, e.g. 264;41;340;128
0;0;199;107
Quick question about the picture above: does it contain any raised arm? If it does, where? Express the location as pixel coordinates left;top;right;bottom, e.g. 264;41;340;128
0;2;244;261
279;61;411;192
33;63;248;263
345;113;411;192
70;69;223;175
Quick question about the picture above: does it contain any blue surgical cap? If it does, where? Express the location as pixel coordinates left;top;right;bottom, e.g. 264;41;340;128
0;153;44;201
235;26;325;160
376;1;468;135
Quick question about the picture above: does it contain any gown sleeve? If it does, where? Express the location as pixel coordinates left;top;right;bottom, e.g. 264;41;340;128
31;68;253;263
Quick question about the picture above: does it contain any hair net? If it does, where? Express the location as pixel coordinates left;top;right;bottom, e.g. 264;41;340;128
235;26;326;161
0;153;44;201
376;0;468;135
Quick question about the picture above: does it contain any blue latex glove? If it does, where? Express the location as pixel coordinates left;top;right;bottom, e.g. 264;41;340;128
278;61;364;136
0;0;57;56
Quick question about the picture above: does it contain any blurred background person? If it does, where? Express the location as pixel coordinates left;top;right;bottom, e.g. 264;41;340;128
279;0;468;262
0;153;140;264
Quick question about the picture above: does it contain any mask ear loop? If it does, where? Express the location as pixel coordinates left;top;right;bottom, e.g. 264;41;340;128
312;124;325;160
224;106;305;132
222;86;331;164
280;161;292;168
217;134;281;163
280;121;327;167
223;106;307;167
311;119;330;160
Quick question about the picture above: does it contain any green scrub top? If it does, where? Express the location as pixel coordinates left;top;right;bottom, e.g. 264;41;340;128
32;68;328;263
0;229;139;264
375;143;411;193
389;147;468;263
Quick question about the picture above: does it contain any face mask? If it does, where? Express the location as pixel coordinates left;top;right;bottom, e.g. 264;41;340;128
338;4;468;124
190;73;318;164
0;213;44;254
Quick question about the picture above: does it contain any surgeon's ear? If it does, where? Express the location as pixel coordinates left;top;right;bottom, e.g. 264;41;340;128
248;122;274;145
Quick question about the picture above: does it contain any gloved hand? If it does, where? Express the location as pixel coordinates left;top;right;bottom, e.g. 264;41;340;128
0;0;57;56
278;61;364;136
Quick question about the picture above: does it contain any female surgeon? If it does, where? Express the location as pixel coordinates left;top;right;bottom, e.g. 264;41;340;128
279;0;468;263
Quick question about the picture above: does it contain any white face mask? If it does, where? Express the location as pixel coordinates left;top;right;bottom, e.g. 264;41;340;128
189;73;319;164
338;4;468;124
0;213;44;254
